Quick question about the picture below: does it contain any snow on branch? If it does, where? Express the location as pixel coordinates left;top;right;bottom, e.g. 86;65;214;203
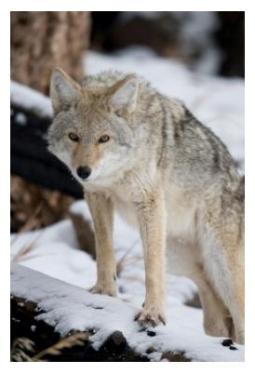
11;81;53;118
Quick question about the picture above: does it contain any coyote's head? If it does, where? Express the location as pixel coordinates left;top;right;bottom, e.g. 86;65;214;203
47;68;140;187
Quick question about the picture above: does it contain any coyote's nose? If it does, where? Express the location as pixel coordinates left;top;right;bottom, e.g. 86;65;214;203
77;166;91;180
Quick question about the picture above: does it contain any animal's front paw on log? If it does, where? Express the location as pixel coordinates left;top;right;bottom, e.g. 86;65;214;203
89;282;117;297
135;306;166;327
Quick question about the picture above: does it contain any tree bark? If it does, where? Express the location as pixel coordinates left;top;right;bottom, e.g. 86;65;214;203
11;11;91;94
11;12;90;230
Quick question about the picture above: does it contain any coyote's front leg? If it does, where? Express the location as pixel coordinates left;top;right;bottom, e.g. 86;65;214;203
134;186;166;327
86;192;117;296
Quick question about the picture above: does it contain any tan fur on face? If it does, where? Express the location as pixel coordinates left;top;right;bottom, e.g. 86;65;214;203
72;142;102;170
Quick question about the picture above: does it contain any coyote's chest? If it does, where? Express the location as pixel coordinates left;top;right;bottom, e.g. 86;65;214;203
111;183;198;242
112;194;138;227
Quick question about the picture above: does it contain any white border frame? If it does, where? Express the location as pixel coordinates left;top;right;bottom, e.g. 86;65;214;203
1;1;254;372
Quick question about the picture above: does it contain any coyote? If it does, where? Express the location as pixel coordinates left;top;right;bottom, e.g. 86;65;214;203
47;68;244;343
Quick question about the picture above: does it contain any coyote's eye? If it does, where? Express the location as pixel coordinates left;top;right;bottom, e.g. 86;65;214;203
68;132;79;142
98;134;110;144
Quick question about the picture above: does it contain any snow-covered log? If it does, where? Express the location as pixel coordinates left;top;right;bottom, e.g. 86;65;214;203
11;295;146;362
11;265;244;362
10;266;148;362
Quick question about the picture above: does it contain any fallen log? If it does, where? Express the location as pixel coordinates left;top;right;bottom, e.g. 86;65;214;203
11;264;243;361
10;266;146;362
11;265;190;362
11;296;150;362
11;295;146;362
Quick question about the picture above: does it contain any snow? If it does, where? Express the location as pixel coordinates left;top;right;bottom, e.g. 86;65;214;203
11;219;96;288
118;12;221;75
10;81;53;118
11;205;196;306
11;49;244;361
11;201;244;362
173;11;221;74
15;112;27;126
11;264;244;362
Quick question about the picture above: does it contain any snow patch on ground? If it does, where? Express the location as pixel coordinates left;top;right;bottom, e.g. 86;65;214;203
11;201;244;362
118;12;221;75
174;11;221;74
11;264;244;362
11;205;196;307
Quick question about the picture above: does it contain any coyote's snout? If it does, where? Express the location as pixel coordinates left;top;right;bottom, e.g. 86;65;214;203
48;67;244;344
76;165;91;180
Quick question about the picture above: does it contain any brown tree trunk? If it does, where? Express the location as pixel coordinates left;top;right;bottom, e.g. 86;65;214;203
11;12;90;223
11;11;91;94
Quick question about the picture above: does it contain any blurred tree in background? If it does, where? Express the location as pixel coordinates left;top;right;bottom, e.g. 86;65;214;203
216;12;244;77
11;11;91;94
11;11;91;231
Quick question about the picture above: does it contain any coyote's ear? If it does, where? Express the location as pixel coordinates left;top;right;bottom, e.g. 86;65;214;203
50;68;81;113
109;75;138;113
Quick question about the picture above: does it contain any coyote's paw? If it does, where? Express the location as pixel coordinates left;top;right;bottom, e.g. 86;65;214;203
89;282;117;297
135;306;166;327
